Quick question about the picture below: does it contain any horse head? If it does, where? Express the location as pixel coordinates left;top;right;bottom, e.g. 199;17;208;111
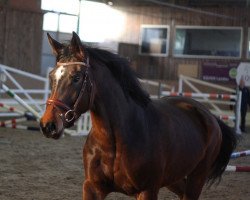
40;32;93;139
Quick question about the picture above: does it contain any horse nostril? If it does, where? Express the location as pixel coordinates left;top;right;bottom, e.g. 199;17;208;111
46;122;56;134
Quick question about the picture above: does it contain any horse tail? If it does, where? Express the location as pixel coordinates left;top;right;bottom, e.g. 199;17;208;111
208;118;238;184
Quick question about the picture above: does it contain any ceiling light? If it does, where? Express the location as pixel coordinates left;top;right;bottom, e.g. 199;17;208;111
107;1;113;6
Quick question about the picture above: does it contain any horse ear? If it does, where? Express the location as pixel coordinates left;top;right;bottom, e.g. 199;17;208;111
47;33;63;56
71;31;85;58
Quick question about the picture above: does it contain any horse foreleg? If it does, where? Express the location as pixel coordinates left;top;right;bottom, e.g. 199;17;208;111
166;179;186;199
136;190;158;200
82;180;107;200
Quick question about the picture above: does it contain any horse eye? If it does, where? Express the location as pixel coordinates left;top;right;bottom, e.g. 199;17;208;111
73;75;81;83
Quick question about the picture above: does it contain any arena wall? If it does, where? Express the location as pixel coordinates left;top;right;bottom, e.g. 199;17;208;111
0;0;43;74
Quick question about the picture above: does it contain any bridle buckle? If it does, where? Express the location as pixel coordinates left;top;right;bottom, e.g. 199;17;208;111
64;109;75;122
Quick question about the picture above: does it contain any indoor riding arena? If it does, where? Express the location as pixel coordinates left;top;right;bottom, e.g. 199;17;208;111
1;1;250;200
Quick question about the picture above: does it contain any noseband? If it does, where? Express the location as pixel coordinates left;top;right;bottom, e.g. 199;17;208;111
46;58;93;124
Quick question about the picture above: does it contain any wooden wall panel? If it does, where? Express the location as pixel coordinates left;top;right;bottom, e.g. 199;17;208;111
0;8;6;63
0;1;42;74
8;0;41;12
117;6;250;81
3;9;43;74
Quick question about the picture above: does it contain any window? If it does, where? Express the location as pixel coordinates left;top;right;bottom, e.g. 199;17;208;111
41;0;79;15
43;13;78;33
58;14;78;33
42;0;79;33
79;0;125;42
43;12;59;32
139;25;169;56
174;26;242;58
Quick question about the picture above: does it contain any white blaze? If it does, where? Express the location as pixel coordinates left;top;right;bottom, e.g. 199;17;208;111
54;65;65;88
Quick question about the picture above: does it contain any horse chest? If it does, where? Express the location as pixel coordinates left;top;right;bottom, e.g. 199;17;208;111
84;141;141;195
84;145;115;180
84;126;151;194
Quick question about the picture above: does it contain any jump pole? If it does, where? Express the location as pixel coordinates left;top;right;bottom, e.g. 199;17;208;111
161;91;236;100
218;115;235;121
2;84;41;120
1;124;40;131
0;102;25;115
226;165;250;172
0;113;36;126
0;117;27;127
231;150;250;159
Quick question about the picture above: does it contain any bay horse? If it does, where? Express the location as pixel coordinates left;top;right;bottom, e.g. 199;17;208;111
40;32;237;200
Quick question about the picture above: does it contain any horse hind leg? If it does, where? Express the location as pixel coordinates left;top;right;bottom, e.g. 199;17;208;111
182;171;209;200
166;168;208;200
166;179;186;199
182;156;214;200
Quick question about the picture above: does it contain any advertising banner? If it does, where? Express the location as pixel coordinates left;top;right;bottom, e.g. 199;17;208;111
201;61;239;83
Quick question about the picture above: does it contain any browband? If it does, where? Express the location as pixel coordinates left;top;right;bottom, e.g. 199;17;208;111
57;58;90;67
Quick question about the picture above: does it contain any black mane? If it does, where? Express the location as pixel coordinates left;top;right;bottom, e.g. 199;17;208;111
86;47;151;107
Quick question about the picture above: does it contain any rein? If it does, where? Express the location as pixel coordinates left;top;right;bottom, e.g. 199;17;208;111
47;58;93;124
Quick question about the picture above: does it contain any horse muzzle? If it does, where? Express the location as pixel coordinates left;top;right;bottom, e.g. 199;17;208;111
40;116;64;140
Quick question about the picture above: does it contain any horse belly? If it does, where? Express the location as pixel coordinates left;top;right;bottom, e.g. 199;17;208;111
163;132;208;185
113;152;165;195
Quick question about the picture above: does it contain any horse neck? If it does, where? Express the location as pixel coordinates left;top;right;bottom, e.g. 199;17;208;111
89;67;139;141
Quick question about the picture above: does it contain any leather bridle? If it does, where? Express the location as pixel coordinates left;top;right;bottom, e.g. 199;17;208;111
46;58;93;125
